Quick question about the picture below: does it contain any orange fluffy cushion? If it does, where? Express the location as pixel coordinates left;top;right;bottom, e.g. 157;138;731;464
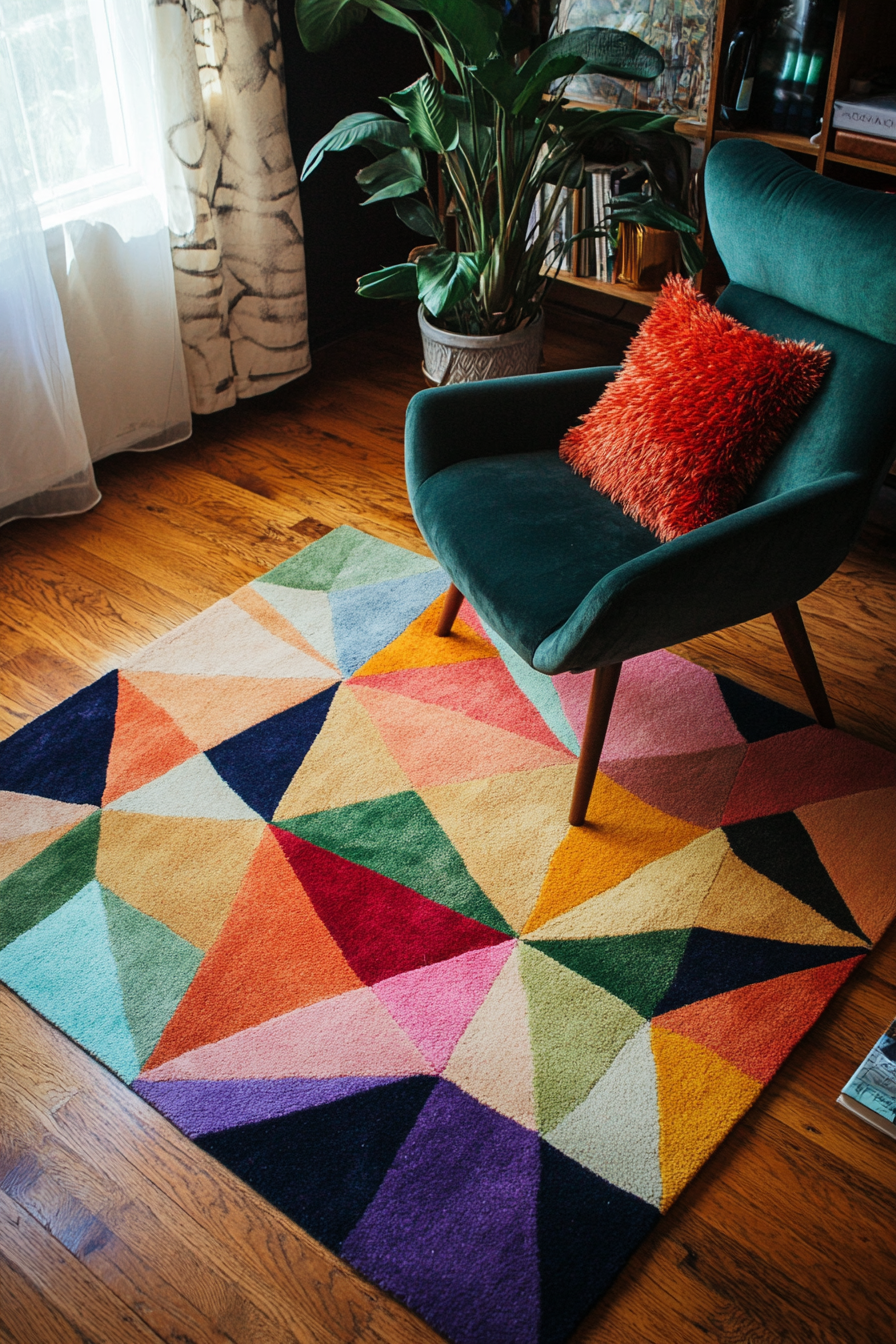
559;276;830;541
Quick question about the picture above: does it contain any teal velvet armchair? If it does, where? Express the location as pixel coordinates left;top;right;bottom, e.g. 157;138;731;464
404;139;896;825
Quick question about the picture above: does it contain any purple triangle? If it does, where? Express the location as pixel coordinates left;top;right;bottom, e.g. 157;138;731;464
132;1076;399;1138
342;1080;540;1344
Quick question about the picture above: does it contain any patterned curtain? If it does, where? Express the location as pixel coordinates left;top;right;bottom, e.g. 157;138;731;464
155;0;311;415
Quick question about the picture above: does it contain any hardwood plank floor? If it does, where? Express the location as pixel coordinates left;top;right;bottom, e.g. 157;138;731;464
1;304;895;1344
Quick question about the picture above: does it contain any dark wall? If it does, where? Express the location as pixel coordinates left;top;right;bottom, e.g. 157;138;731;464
278;1;423;348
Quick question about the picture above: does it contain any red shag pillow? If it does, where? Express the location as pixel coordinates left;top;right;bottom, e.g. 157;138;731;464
559;275;831;541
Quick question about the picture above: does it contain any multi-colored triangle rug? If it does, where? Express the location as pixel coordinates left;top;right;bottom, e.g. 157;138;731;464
2;525;896;1344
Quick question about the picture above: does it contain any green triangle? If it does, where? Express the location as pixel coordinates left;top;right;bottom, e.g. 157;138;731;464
261;526;438;593
527;927;693;1019
100;886;204;1068
276;791;513;935
519;943;645;1134
0;810;101;952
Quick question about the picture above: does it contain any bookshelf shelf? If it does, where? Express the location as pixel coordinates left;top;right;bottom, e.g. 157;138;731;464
552;273;662;307
826;151;896;177
712;128;820;157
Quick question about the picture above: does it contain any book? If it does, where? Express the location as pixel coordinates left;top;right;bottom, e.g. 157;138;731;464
832;94;896;143
833;129;896;168
837;1015;896;1140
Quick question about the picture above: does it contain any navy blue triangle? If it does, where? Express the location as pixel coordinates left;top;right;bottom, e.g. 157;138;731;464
195;1075;437;1252
653;927;866;1017
205;684;339;821
537;1140;659;1344
716;674;813;743
724;812;868;941
0;671;118;806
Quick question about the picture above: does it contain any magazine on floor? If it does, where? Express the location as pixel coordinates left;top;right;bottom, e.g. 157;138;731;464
838;1015;896;1139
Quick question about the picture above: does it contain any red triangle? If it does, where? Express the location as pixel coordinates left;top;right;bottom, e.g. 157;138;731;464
144;828;363;1068
351;658;572;754
273;827;511;984
723;726;896;824
103;676;199;804
653;957;863;1083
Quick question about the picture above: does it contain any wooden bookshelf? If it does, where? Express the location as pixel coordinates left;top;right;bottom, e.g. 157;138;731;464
557;0;895;308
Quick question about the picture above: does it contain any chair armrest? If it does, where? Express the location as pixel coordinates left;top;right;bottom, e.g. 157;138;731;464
534;471;868;673
405;365;620;498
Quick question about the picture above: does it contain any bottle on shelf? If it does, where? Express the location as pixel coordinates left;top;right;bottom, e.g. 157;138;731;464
751;0;838;136
719;3;765;130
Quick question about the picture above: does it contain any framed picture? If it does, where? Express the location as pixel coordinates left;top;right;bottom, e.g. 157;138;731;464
555;0;719;117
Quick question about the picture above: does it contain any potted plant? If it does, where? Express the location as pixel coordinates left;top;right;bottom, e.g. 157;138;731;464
296;0;700;383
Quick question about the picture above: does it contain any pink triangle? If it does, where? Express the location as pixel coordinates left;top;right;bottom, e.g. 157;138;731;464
371;941;516;1071
723;726;896;824
554;650;745;757
351;660;572;754
138;985;436;1082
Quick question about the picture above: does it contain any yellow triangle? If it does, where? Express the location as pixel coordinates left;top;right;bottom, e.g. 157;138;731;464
419;764;577;933
697;849;868;948
523;774;707;935
442;946;537;1130
530;829;729;941
353;594;498;677
652;1025;761;1211
96;812;265;950
274;683;411;819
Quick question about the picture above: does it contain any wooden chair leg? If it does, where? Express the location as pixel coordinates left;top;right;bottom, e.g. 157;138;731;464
772;602;836;729
569;663;623;826
435;582;465;637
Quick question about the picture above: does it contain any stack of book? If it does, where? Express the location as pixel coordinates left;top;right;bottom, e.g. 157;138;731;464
838;1014;896;1139
535;165;645;283
832;93;896;167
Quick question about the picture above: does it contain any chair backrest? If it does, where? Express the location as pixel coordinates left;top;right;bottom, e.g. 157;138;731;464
703;140;896;507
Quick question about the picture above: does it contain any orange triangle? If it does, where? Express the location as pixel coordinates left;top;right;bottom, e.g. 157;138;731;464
523;774;707;933
125;671;338;752
353;594;498;677
144;827;363;1069
230;584;339;671
349;684;572;788
103;677;200;805
652;1025;761;1210
653;958;864;1085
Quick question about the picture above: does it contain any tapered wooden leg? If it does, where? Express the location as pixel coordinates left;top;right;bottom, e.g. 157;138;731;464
772;602;836;729
435;582;465;637
569;663;623;826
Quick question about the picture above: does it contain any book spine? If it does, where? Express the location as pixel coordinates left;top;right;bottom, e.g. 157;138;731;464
833;129;896;166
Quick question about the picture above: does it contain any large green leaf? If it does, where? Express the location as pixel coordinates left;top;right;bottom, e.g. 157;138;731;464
393;196;442;237
356;263;420;299
385;76;460;154
413;0;502;65
417;247;487;315
356;146;426;203
302;112;411;178
517;26;663;97
295;0;368;52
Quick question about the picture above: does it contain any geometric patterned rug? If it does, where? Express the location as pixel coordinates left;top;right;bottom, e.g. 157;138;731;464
2;525;895;1344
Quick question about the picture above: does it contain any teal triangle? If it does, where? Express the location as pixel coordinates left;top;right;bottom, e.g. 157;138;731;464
482;621;579;755
0;879;140;1081
100;886;204;1068
276;791;514;936
0;810;100;952
261;526;439;593
528;928;693;1019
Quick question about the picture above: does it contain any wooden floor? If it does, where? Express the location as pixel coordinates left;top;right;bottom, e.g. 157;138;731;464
1;305;895;1344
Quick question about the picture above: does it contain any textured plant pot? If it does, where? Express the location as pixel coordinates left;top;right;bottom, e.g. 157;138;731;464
419;307;544;385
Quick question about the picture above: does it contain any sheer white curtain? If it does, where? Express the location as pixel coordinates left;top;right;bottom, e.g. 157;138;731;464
0;0;191;526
